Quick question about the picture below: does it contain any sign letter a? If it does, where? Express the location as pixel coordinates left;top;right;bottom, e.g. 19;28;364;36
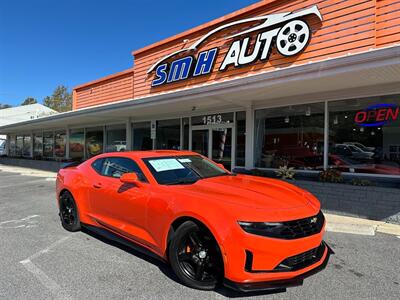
219;40;241;71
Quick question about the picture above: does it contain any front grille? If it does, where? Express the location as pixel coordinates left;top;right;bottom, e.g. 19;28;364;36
274;242;326;272
278;210;325;239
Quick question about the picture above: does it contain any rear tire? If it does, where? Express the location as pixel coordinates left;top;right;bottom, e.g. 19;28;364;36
168;221;223;290
59;191;81;232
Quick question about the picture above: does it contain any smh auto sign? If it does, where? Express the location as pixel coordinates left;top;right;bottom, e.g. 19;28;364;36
148;5;322;87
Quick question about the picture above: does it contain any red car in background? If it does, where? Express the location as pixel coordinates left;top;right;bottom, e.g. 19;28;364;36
56;150;332;292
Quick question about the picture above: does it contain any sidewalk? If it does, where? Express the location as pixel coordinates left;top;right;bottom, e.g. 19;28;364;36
1;163;399;237
0;163;57;178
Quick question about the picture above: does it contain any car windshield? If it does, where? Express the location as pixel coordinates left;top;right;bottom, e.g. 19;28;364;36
143;155;229;185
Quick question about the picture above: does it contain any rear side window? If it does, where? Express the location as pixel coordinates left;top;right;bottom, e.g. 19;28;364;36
92;157;147;182
92;158;104;174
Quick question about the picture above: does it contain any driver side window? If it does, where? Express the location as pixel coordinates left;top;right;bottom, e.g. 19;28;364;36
92;157;147;182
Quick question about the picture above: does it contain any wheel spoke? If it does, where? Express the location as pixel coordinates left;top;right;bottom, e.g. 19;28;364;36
178;252;193;262
297;28;308;36
189;232;203;248
195;263;205;280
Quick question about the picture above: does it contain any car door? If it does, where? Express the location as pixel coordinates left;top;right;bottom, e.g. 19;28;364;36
88;157;156;248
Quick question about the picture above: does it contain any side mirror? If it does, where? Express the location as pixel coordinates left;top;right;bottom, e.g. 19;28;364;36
120;173;142;186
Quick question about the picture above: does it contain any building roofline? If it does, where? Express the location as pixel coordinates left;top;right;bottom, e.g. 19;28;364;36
132;0;278;57
73;68;134;91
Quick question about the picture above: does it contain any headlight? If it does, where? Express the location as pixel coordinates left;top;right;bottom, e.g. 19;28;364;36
238;221;285;238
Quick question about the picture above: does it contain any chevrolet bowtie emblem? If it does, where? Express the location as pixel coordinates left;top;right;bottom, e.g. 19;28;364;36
310;217;318;224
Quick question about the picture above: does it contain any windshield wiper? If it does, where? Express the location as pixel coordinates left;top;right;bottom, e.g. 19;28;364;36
165;178;199;185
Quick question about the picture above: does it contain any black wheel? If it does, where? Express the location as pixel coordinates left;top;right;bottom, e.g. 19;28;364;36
168;221;223;290
59;191;81;232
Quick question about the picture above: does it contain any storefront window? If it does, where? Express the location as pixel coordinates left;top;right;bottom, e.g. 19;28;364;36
328;96;400;176
156;119;180;150
236;111;246;167
86;127;104;158
9;135;16;156
69;129;84;160
43;132;54;158
255;102;325;169
33;133;43;159
22;135;31;157
55;131;66;159
132;122;152;150
182;118;189;150
106;124;126;152
16;135;23;157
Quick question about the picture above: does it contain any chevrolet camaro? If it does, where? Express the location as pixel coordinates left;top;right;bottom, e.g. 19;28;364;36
56;150;332;292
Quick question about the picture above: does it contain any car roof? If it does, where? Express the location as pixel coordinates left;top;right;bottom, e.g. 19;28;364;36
93;150;199;159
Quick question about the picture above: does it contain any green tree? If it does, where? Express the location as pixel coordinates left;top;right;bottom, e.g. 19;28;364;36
21;97;37;106
43;85;72;112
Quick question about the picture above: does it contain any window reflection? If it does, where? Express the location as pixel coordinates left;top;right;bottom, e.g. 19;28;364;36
328;96;400;175
86;127;104;158
106;124;126;152
156;119;180;150
70;129;84;160
255;103;325;170
132;122;152;150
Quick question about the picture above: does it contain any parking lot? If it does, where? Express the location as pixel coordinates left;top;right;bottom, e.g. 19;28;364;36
0;168;399;300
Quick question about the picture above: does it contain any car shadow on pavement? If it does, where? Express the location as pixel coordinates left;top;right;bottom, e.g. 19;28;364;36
81;226;286;298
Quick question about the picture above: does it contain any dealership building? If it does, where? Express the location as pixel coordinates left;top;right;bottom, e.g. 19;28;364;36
1;1;399;221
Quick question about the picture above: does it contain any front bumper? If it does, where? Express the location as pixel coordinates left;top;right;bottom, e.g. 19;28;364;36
223;241;334;292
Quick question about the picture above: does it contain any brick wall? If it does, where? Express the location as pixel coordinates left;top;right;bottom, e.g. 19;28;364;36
293;180;400;224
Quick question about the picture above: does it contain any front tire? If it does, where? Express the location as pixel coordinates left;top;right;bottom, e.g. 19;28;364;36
59;191;81;232
168;221;223;290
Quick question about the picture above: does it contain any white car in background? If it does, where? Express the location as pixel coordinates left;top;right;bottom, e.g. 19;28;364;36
0;139;6;156
343;142;375;152
112;141;127;152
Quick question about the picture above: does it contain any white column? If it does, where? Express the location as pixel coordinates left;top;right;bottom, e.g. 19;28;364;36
30;132;34;158
323;101;329;170
6;134;10;156
65;126;70;159
245;106;254;170
126;117;132;151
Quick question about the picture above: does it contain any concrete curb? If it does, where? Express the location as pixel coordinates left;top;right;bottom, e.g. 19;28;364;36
325;213;400;236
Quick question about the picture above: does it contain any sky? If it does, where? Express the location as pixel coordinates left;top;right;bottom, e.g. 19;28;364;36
0;0;259;106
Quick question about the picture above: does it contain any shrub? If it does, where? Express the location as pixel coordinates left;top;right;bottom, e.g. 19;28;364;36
318;169;343;183
275;165;296;180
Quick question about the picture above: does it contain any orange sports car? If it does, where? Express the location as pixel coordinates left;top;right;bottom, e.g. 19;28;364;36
56;150;332;292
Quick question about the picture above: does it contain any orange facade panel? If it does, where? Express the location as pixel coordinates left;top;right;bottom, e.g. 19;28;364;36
134;0;381;98
73;69;134;110
376;0;400;46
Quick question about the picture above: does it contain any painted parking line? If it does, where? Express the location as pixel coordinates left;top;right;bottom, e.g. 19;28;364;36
20;260;72;300
0;215;40;229
20;236;72;300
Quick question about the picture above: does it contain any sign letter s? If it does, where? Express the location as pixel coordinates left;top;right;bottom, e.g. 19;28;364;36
152;64;168;87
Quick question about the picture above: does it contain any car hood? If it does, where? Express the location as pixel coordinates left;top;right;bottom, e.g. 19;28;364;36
173;175;311;210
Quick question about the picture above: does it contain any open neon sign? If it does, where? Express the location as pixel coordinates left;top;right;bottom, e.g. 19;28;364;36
354;103;399;127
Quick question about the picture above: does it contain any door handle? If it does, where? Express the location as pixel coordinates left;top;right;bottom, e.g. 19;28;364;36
93;183;102;189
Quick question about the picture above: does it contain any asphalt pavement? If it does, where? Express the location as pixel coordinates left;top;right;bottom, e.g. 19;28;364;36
0;169;399;300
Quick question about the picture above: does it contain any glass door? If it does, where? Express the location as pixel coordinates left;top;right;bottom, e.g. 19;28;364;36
191;129;209;157
191;125;234;170
212;128;232;170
